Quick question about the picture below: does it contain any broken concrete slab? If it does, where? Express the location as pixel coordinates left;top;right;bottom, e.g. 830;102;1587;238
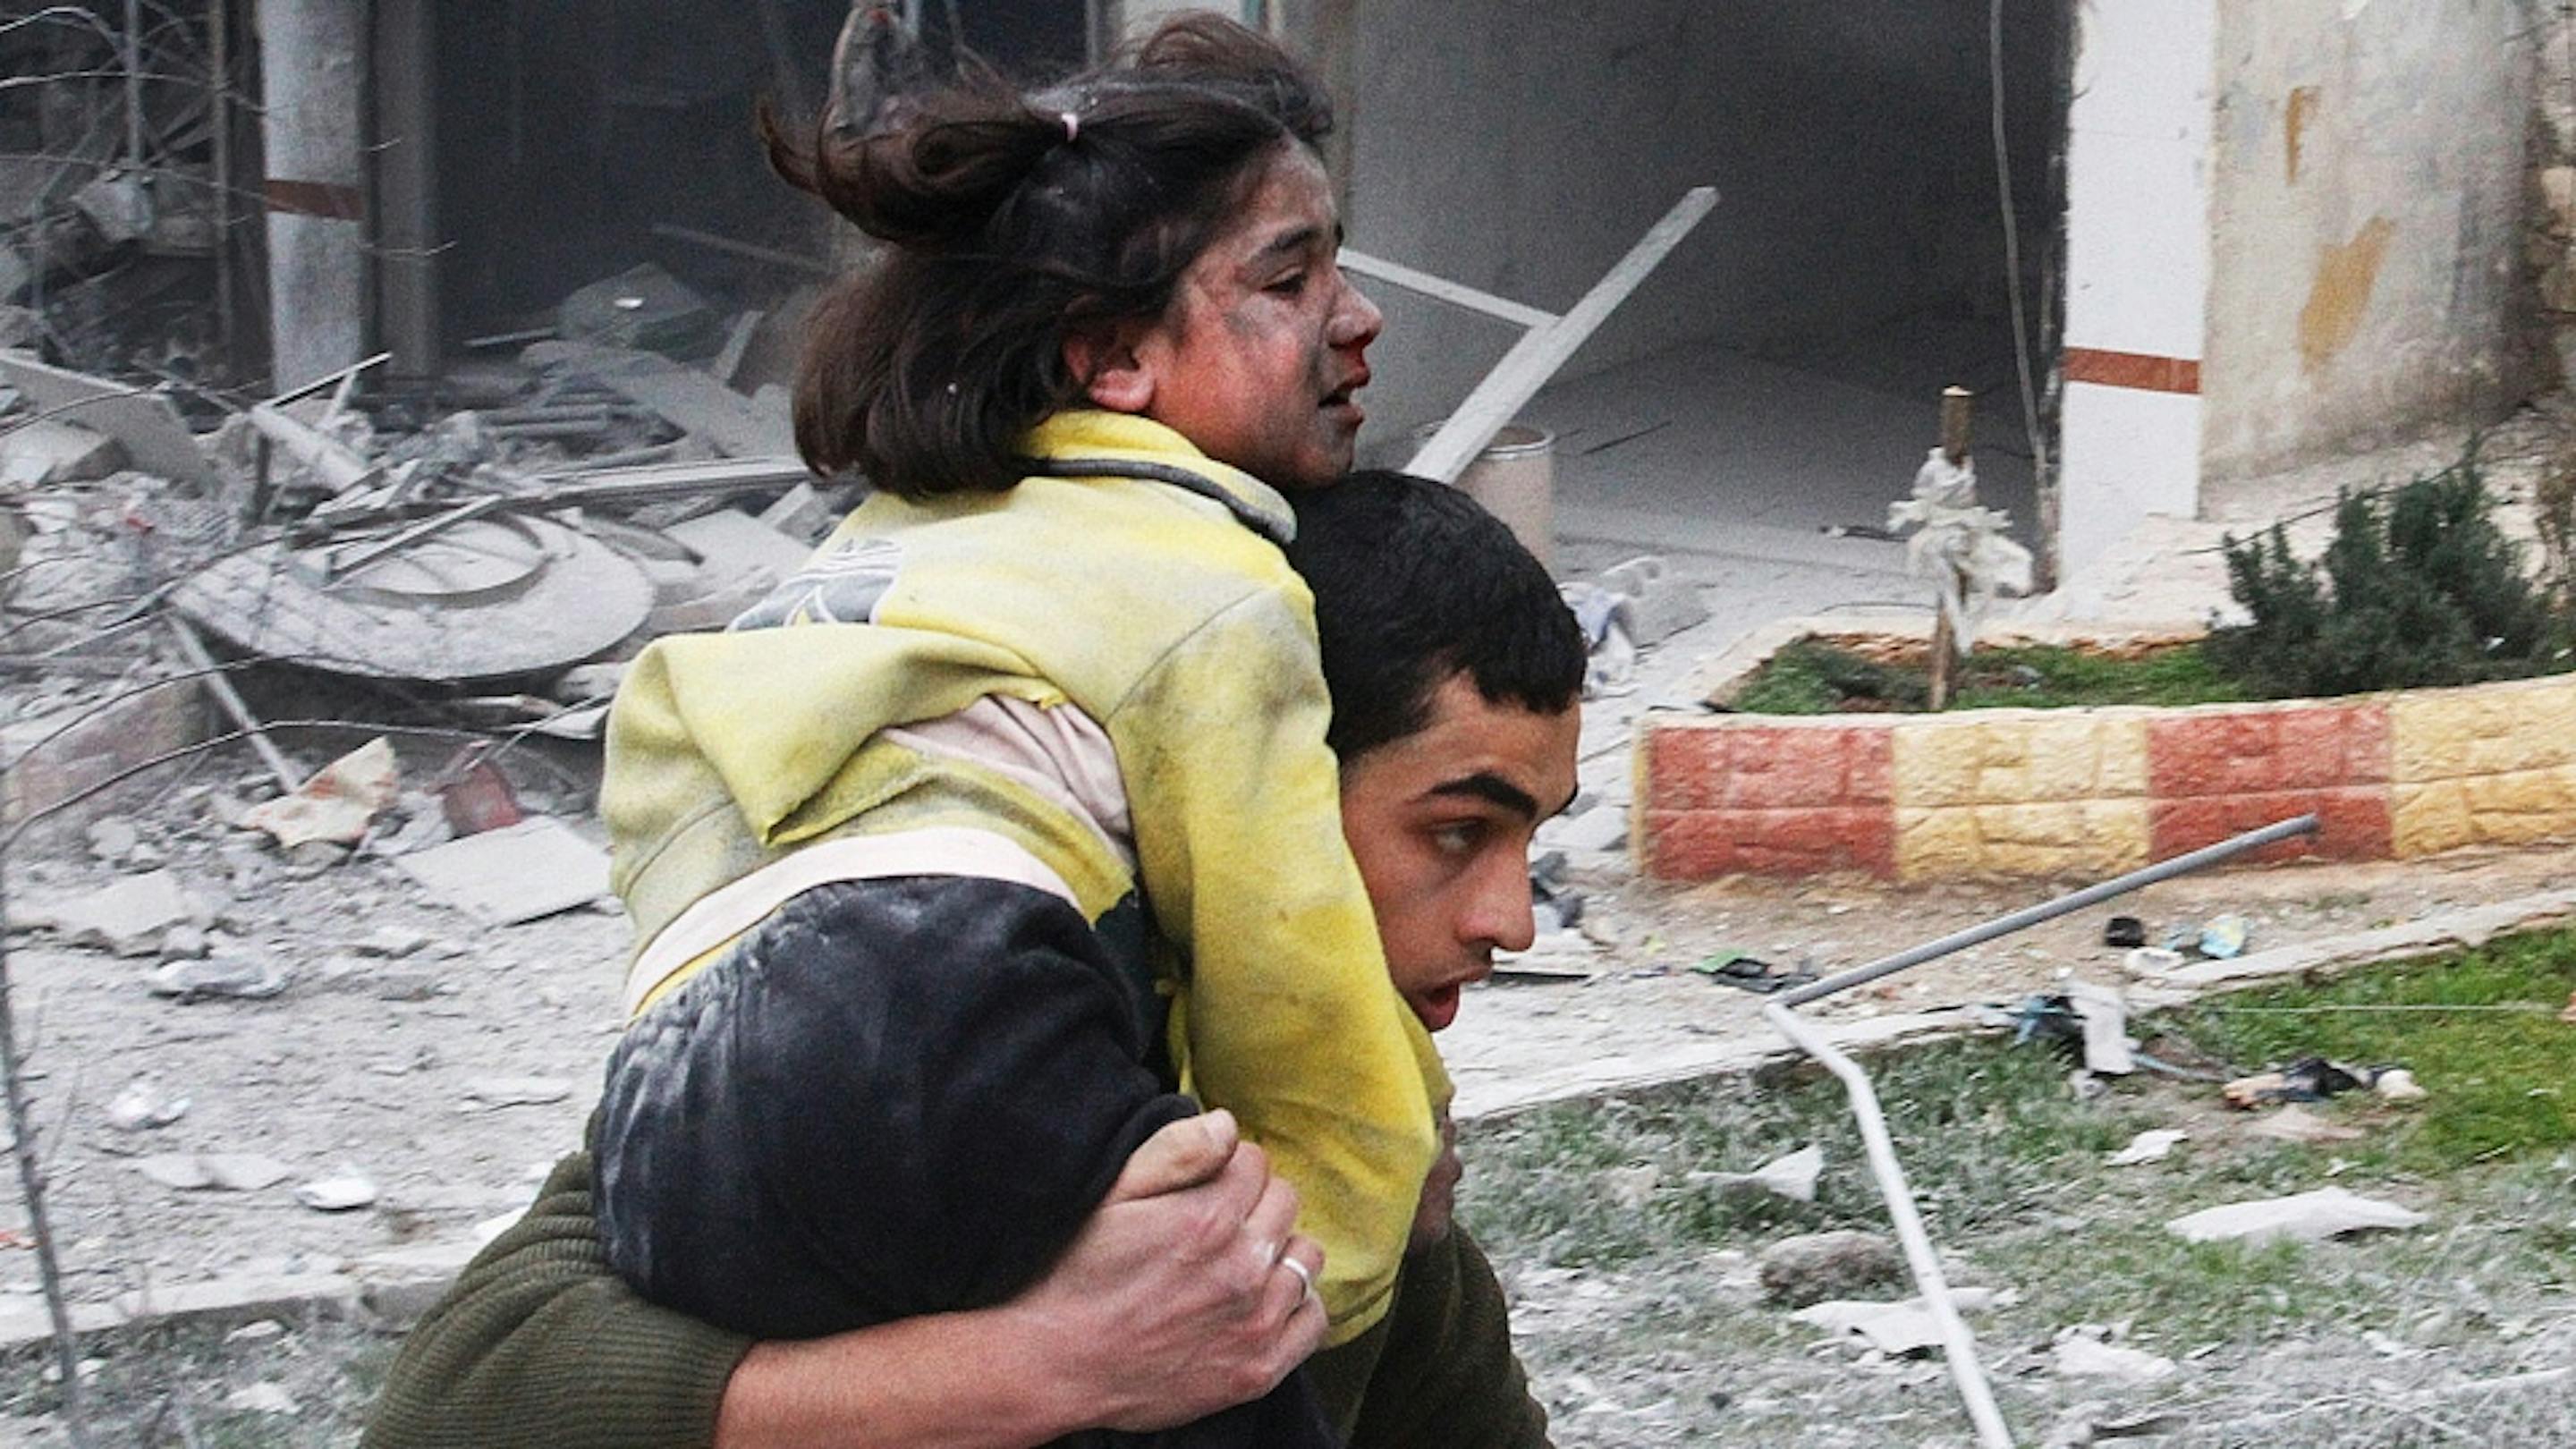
666;507;815;592
1690;1143;1823;1202
0;418;125;487
148;955;292;1002
2165;1187;2427;1246
0;350;216;487
395;818;611;925
13;869;205;956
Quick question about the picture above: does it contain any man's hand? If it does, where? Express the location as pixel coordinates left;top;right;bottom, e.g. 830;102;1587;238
1009;1108;1328;1433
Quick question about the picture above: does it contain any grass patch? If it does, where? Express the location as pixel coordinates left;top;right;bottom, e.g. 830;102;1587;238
2157;929;2576;1172
1728;639;2254;716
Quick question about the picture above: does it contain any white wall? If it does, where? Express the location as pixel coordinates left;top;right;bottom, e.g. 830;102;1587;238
2200;0;2537;478
2055;0;2215;577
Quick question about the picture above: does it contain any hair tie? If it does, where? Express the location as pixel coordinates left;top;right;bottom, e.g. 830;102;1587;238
1058;111;1080;145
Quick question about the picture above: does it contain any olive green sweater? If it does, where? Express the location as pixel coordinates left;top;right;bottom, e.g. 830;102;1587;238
361;1151;1550;1449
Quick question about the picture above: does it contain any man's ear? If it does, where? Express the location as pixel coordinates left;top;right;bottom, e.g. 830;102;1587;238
1064;320;1158;414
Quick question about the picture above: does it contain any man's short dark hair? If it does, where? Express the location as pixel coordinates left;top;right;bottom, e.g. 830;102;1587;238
1287;470;1587;761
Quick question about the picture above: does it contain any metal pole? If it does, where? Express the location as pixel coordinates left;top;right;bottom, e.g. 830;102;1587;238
1767;1002;2013;1448
1775;814;2320;1009
1764;813;2323;1448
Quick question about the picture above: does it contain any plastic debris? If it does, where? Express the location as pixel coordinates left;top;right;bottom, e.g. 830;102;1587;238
2105;1129;2188;1166
2165;1186;2427;1245
2101;915;2146;949
2121;946;2186;978
1690;1144;1825;1203
2223;1056;2368;1108
1693;951;1818;994
243;737;401;849
1886;448;2032;655
2196;913;2250;959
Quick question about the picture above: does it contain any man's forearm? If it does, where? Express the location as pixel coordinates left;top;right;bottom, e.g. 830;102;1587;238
716;1303;1090;1449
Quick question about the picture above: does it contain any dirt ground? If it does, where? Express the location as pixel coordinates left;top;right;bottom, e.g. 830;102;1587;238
0;722;2565;1335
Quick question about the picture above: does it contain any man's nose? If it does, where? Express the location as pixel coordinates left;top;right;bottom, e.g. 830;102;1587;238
1466;856;1537;957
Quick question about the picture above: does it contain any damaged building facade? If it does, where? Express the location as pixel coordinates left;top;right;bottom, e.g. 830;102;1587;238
0;0;2555;585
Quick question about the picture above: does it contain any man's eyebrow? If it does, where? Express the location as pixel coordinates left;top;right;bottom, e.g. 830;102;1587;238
1426;773;1540;819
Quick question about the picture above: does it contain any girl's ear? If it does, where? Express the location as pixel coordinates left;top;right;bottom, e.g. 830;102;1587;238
1064;319;1159;413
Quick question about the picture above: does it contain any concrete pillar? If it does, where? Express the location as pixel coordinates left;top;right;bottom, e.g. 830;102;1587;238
257;0;369;391
373;0;438;382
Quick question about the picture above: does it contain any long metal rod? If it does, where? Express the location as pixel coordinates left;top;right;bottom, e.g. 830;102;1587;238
1336;248;1557;329
1767;1003;2012;1447
1762;812;2323;1448
165;614;299;792
1775;813;2320;1009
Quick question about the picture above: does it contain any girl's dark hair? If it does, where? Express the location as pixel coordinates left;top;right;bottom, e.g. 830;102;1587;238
763;14;1334;497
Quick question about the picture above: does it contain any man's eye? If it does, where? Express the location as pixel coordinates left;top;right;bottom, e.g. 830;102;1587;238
1267;273;1309;296
1431;823;1482;856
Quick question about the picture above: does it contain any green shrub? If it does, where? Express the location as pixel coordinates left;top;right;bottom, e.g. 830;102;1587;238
2207;451;2569;698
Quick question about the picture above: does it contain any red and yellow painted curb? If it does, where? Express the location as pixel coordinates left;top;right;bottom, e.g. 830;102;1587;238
1639;672;2576;883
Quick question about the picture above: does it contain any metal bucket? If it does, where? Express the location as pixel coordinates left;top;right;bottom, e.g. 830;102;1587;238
1418;421;1556;569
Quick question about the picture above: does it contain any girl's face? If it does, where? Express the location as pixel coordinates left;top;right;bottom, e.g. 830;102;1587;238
1089;145;1384;491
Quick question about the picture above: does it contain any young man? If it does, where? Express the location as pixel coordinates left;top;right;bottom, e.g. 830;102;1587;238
362;472;1585;1449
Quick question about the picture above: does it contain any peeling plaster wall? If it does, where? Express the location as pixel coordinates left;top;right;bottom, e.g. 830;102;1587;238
1340;2;2057;451
2201;0;2537;479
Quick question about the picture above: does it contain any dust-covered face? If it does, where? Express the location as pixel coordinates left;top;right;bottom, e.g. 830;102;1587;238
1115;144;1382;490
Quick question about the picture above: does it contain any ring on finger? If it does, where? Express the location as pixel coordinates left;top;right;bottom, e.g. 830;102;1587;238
1278;1255;1316;1302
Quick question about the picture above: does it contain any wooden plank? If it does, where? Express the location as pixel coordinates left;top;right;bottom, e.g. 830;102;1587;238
1405;186;1717;485
1336;249;1555;329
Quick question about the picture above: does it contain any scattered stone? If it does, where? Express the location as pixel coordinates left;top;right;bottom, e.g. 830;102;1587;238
462;1075;573;1108
2165;1187;2427;1246
225;1382;299;1416
1537;803;1629;855
225;1319;286;1344
2121;946;2185;977
135;1152;292;1192
157;924;211;961
84;817;139;863
148;955;290;1003
355;924;436;958
1758;1230;1906;1308
1599;1163;1661;1210
370;970;444;1003
104;1079;190;1131
295;1172;380;1213
2104;1129;2187;1166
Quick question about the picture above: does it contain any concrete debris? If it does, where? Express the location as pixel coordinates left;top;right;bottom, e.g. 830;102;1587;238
2374;1067;2427;1103
84;817;140;864
2165;1186;2428;1246
148;955;292;1003
1690;1143;1824;1202
2104;1128;2188;1166
1792;1286;2004;1356
666;506;815;591
0;352;216;487
1758;1230;1906;1308
1537;801;1629;855
2121;946;2186;977
0;418;126;487
2051;1333;2176;1384
462;1075;575;1108
558;263;724;360
396;818;611;925
13;869;207;956
243;738;401;849
1596;555;1709;647
354;924;436;958
295;1172;381;1213
225;1319;287;1343
105;1080;191;1131
135;1152;292;1193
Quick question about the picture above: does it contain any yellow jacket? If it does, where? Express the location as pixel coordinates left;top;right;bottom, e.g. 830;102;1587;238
603;411;1439;1342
